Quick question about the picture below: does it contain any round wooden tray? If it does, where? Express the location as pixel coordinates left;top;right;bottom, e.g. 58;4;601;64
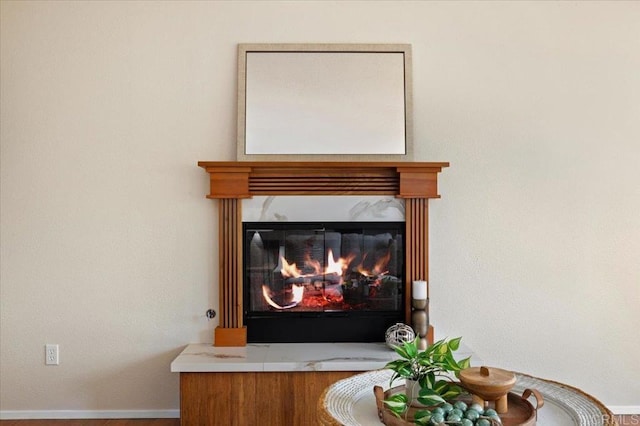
318;369;616;426
373;385;543;426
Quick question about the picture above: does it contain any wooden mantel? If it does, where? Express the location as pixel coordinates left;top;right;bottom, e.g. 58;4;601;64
198;161;449;346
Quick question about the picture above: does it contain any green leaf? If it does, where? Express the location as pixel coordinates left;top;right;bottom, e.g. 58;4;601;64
439;352;456;368
417;394;445;406
440;389;462;400
414;409;431;420
448;336;462;351
417;387;446;406
384;393;409;417
389;372;401;386
385;393;409;404
391;343;410;359
404;338;418;358
384;360;398;369
437;382;464;400
416;350;431;364
424;339;444;356
458;356;471;370
385;360;415;383
426;372;436;388
414;410;432;425
418;374;429;389
382;401;406;411
433;379;449;393
385;360;409;371
397;365;413;378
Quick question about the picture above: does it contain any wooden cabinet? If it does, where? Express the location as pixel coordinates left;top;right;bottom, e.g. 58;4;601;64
179;371;357;425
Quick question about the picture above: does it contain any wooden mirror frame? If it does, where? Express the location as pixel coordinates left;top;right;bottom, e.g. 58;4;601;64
236;43;413;161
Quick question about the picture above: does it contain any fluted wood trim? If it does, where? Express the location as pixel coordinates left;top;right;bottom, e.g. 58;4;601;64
249;175;399;195
405;198;429;324
218;199;243;328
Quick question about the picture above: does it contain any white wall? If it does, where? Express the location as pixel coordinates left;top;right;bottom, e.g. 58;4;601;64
1;0;638;415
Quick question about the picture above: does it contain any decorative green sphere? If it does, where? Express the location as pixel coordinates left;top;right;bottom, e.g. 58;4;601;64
440;402;454;413
464;409;480;421
469;403;485;414
454;401;468;412
429;412;445;424
484;408;498;417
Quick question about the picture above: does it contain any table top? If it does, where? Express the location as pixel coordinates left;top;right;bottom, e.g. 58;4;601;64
170;342;477;373
318;369;616;426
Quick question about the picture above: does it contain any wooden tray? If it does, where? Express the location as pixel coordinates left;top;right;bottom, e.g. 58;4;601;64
318;369;616;426
373;384;544;426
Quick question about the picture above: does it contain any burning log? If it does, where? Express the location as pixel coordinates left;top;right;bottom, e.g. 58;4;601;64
283;273;342;286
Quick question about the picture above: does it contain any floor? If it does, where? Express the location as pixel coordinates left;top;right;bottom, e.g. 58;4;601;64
0;416;638;425
0;421;179;426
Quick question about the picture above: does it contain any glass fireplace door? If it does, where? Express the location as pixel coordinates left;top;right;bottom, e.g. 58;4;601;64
244;222;404;343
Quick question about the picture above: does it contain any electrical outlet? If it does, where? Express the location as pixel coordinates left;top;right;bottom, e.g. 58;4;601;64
45;344;59;365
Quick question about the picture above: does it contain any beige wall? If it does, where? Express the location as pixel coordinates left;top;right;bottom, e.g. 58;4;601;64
1;0;638;414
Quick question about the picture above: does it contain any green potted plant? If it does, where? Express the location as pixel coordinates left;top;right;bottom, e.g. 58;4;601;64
384;336;508;425
385;337;470;409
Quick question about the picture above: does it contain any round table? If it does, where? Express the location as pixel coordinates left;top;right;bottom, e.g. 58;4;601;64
318;369;615;426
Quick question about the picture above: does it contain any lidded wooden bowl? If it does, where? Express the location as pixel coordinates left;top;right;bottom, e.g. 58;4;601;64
459;366;517;413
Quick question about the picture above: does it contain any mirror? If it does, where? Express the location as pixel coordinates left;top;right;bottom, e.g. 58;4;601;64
237;44;413;161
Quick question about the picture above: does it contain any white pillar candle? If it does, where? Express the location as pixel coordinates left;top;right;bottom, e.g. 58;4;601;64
412;280;427;300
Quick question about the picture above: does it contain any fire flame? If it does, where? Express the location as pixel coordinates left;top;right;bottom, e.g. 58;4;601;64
262;284;304;310
263;248;392;309
279;249;354;281
280;258;301;278
358;251;391;277
326;249;354;276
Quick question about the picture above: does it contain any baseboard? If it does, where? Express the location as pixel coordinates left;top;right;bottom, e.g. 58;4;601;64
0;410;180;420
608;406;640;415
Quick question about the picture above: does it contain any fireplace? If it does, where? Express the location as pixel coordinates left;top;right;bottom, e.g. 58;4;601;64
243;221;405;342
197;161;448;346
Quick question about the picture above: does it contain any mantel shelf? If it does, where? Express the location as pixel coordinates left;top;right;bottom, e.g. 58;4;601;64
198;161;449;168
198;161;449;199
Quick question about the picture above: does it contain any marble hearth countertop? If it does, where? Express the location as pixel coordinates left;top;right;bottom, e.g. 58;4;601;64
170;342;478;373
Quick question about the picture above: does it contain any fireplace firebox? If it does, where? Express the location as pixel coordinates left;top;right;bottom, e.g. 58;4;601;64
244;222;405;343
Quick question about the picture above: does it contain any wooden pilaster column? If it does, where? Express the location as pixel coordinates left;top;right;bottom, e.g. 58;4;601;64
199;165;252;346
404;198;434;345
396;165;442;345
214;198;246;346
404;198;429;321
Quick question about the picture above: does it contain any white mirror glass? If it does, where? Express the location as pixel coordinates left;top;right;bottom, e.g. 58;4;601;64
237;44;413;161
